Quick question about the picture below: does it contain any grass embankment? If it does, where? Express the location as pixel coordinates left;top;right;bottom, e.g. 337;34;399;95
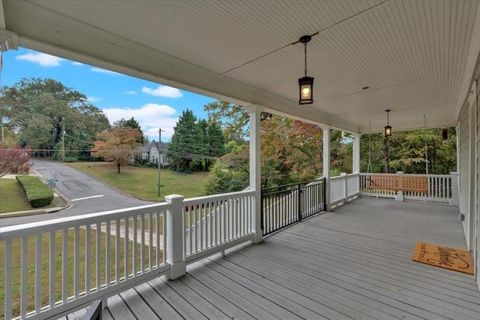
0;179;32;214
0;223;161;319
69;162;209;201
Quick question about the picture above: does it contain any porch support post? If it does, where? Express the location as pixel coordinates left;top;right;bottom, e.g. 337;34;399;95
450;172;459;206
165;194;186;280
322;126;331;210
352;133;361;174
247;105;263;243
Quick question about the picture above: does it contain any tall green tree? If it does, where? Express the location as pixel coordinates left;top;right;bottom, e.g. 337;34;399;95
0;78;110;158
205;120;225;168
168;110;202;172
360;128;456;174
204;101;248;142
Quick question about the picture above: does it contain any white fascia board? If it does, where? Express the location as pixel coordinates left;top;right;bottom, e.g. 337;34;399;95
5;1;359;133
455;2;480;121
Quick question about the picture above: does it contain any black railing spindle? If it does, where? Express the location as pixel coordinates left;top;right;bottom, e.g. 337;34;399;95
261;179;326;236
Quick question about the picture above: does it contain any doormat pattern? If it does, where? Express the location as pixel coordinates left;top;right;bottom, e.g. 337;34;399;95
412;242;474;275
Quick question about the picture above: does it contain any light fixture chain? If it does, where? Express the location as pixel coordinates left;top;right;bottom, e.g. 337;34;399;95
304;43;308;77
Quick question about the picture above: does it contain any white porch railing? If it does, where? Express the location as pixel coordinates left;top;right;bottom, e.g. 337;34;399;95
329;173;361;208
182;190;255;262
0;203;169;320
359;173;456;203
0;190;256;320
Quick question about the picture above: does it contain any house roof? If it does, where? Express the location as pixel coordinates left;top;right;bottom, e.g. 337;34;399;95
136;145;149;153
149;141;168;153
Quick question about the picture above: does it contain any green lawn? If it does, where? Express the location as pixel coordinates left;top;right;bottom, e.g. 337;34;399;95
69;162;209;201
0;179;32;214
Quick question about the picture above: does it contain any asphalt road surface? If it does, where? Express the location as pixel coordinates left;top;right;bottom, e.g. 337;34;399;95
1;160;151;226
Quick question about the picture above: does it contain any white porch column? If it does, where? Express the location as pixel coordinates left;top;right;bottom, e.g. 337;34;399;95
450;172;459;206
247;106;263;243
165;194;186;280
322;126;331;210
352;133;361;174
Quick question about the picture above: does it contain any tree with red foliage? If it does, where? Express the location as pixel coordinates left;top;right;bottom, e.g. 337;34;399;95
0;144;32;177
92;127;141;174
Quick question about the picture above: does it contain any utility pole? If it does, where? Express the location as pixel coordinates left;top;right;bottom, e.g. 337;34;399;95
62;123;65;161
1;116;6;142
157;128;163;197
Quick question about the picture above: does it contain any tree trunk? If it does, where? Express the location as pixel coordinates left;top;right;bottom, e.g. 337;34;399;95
117;162;121;174
382;136;390;173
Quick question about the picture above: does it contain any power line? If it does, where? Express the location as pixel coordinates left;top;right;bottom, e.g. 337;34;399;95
221;0;390;75
0;148;221;160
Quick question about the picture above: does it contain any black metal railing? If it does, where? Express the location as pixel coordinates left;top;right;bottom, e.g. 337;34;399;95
261;178;326;236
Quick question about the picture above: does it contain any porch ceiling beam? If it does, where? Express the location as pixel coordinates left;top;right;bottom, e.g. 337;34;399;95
3;1;359;133
0;0;5;29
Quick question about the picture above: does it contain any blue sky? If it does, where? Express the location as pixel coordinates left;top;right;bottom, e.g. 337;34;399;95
3;47;215;141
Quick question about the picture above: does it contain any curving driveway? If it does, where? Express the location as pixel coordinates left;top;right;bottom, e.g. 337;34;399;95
1;160;151;227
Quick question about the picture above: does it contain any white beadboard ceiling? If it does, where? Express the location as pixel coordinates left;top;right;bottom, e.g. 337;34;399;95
3;0;480;133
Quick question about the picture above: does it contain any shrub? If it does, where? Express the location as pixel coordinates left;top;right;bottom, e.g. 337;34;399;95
63;157;79;162
16;175;54;208
205;161;249;195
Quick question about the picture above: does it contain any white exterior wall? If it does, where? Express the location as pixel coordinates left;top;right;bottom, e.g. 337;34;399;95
459;100;470;241
473;79;480;288
148;145;169;166
458;60;480;288
149;146;160;164
476;79;480;285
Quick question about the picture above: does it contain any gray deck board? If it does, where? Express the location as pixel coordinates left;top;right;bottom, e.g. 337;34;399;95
180;269;258;320
189;260;298;320
69;198;480;320
134;283;183;320
148;277;209;320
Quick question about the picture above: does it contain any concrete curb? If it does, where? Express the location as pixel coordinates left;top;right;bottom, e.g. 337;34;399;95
53;187;73;209
0;206;66;219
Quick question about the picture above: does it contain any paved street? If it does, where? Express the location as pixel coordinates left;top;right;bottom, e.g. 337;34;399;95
1;160;151;226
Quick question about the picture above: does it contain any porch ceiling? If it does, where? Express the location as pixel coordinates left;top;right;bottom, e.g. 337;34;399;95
3;0;480;133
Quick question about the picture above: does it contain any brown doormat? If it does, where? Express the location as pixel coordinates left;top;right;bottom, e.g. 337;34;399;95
412;242;474;275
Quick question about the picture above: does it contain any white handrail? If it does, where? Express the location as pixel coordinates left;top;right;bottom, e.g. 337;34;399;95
0;203;171;239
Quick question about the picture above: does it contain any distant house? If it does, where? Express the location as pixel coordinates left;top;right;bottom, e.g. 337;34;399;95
147;140;170;166
137;144;150;161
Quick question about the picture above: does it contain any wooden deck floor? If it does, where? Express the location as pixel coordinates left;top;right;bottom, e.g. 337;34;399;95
67;198;480;320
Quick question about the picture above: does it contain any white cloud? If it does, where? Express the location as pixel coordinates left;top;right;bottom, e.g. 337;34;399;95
141;85;182;98
102;103;178;141
90;67;120;75
87;96;102;103
71;61;84;66
16;52;63;67
124;90;138;95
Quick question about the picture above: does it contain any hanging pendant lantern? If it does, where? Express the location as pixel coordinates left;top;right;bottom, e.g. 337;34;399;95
298;35;314;104
384;109;392;137
442;128;448;140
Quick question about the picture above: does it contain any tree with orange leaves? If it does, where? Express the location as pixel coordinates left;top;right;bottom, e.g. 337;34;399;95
92;127;141;174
